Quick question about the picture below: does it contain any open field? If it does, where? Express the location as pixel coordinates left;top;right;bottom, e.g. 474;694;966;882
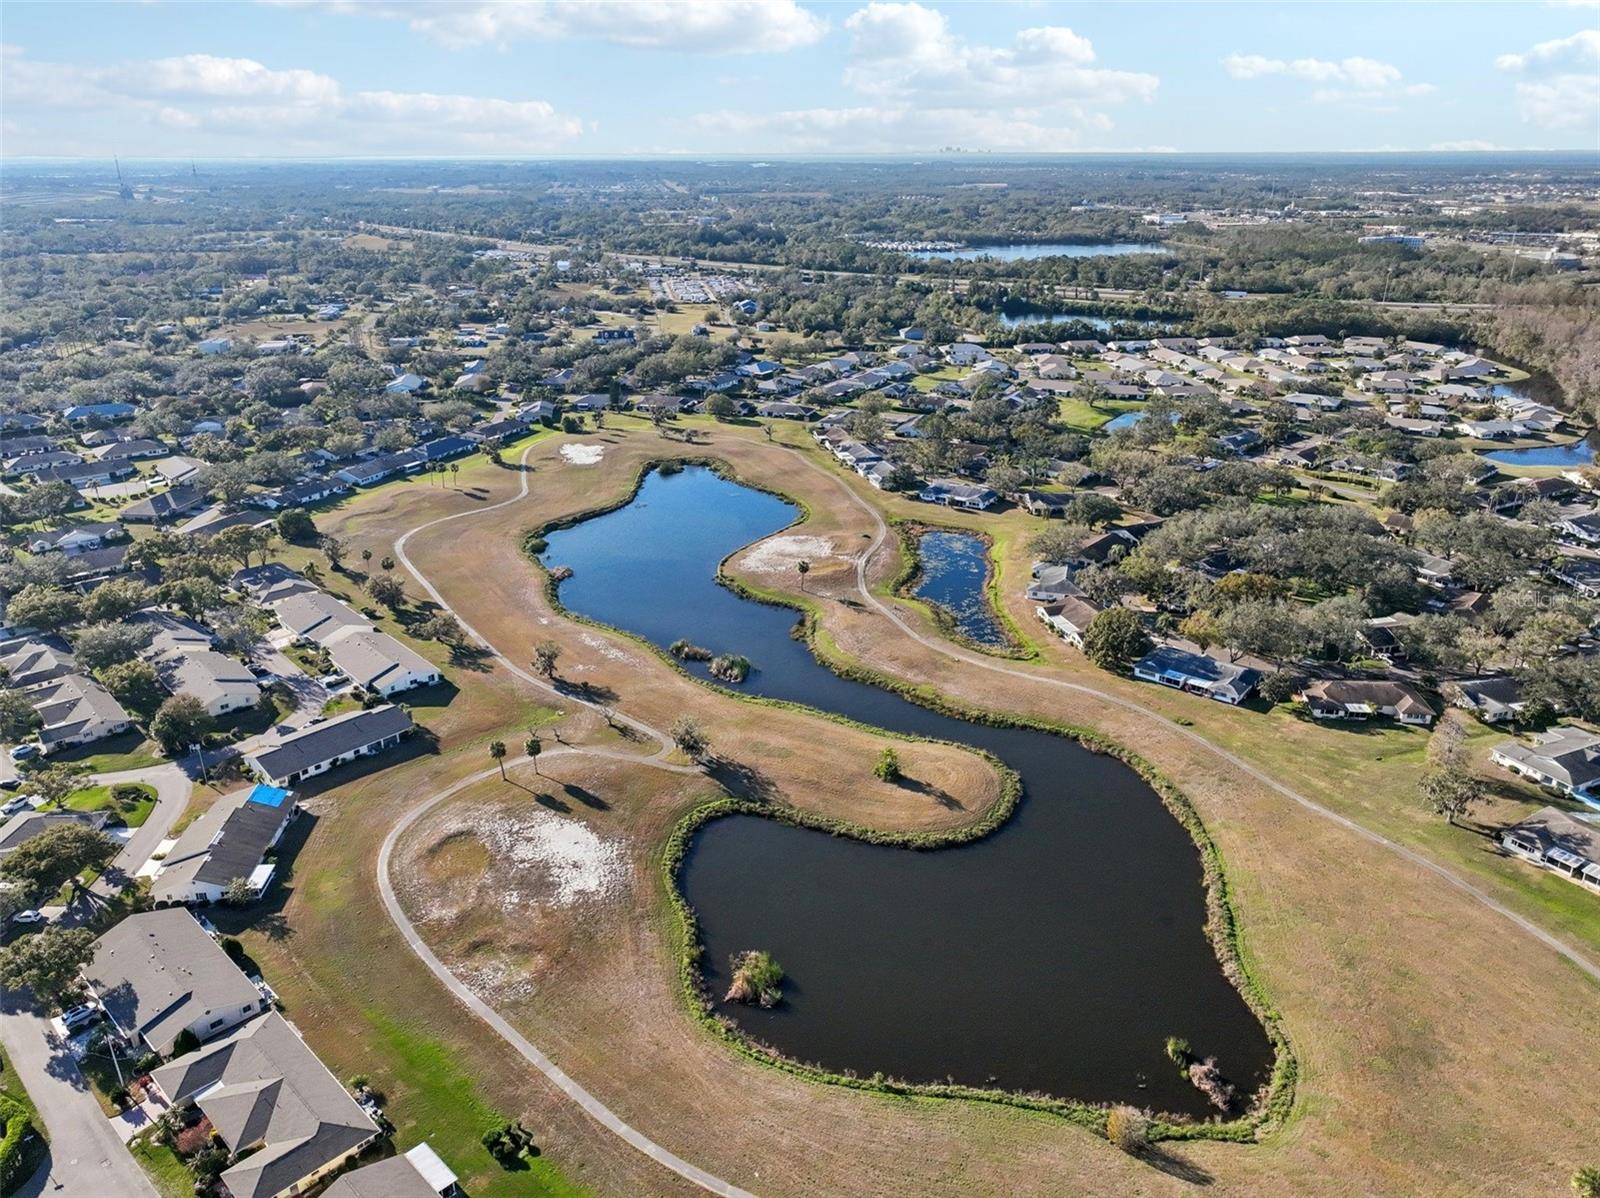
157;420;1596;1198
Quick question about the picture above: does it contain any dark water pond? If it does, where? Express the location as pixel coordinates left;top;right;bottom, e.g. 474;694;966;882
909;242;1167;262
541;466;1273;1116
912;530;1008;647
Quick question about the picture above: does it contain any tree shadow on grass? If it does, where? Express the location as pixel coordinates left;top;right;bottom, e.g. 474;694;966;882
704;756;782;805
553;678;618;705
1136;1144;1214;1186
895;774;965;811
562;782;608;810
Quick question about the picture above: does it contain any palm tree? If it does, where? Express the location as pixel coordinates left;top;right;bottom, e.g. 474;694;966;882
524;733;542;776
360;548;373;572
489;740;507;780
796;560;810;592
449;463;460;488
380;555;394;572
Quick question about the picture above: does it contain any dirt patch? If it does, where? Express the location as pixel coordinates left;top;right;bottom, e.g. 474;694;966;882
738;533;840;576
407;801;627;923
560;443;606;466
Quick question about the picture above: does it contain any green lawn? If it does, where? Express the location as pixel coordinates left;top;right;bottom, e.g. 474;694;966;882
1057;396;1139;433
128;1138;193;1198
1;1044;47;1197
361;1011;590;1198
48;731;164;773
62;782;157;827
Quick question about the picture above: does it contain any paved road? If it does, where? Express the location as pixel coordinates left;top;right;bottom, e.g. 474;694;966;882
68;763;192;923
0;1001;159;1198
788;445;1600;985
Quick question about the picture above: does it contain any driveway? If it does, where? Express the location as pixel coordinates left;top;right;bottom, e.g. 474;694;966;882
0;1000;158;1198
61;762;191;927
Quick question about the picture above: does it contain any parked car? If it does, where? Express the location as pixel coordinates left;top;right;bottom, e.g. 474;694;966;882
2;795;32;816
0;777;21;792
10;909;45;925
60;1001;102;1031
317;672;348;689
8;744;39;762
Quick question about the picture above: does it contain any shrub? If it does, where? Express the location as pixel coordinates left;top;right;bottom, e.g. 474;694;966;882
1258;670;1304;706
708;654;750;683
1188;1057;1237;1110
171;1029;200;1056
1573;1167;1600;1198
873;747;901;782
110;783;148;805
481;1118;536;1166
1105;1104;1149;1153
1165;1035;1192;1068
669;640;712;662
725;949;784;1007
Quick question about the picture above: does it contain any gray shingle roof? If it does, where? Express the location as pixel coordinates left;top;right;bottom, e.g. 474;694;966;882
84;909;262;1053
152;1012;378;1198
245;705;413;783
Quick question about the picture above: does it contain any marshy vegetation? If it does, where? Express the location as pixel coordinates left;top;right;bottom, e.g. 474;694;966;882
725;950;784;1008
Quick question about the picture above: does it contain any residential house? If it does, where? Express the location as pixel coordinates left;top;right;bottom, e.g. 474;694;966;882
325;1143;461;1198
322;626;441;697
120;485;204;524
26;672;133;752
1491;726;1600;801
243;704;414;787
152;784;296;907
82;909;267;1055
917;479;998;511
1499;807;1600;891
153;648;260;717
1447;677;1528;725
0;809;111;862
1552;557;1600;598
1036;597;1100;649
1024;563;1082;603
1133;646;1261;704
150;1013;380;1198
1297;679;1437;725
270;591;369;646
23;522;124;555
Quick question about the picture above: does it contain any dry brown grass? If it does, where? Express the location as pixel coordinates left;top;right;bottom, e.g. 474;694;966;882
238;423;1598;1197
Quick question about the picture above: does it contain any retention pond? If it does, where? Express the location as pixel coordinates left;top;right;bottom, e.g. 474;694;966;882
541;465;1274;1118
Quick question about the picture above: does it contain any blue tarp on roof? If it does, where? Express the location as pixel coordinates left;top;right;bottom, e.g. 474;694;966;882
246;784;291;808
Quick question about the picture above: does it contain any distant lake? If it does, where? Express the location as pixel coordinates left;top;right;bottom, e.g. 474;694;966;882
909;242;1167;262
998;307;1174;332
1483;431;1597;467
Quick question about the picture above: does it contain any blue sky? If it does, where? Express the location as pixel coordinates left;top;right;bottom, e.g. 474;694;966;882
2;1;1597;157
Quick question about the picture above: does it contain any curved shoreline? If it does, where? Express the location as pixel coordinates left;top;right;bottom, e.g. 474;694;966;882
888;519;1036;660
527;458;1288;1140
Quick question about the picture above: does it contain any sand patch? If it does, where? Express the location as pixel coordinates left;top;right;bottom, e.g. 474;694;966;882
560;443;605;466
407;802;627;921
739;534;839;574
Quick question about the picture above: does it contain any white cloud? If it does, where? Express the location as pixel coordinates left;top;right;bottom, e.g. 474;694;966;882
0;47;583;155
1222;52;1431;106
694;2;1155;152
842;3;1156;105
265;0;827;53
1429;139;1505;151
1495;28;1600;70
1496;30;1600;128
